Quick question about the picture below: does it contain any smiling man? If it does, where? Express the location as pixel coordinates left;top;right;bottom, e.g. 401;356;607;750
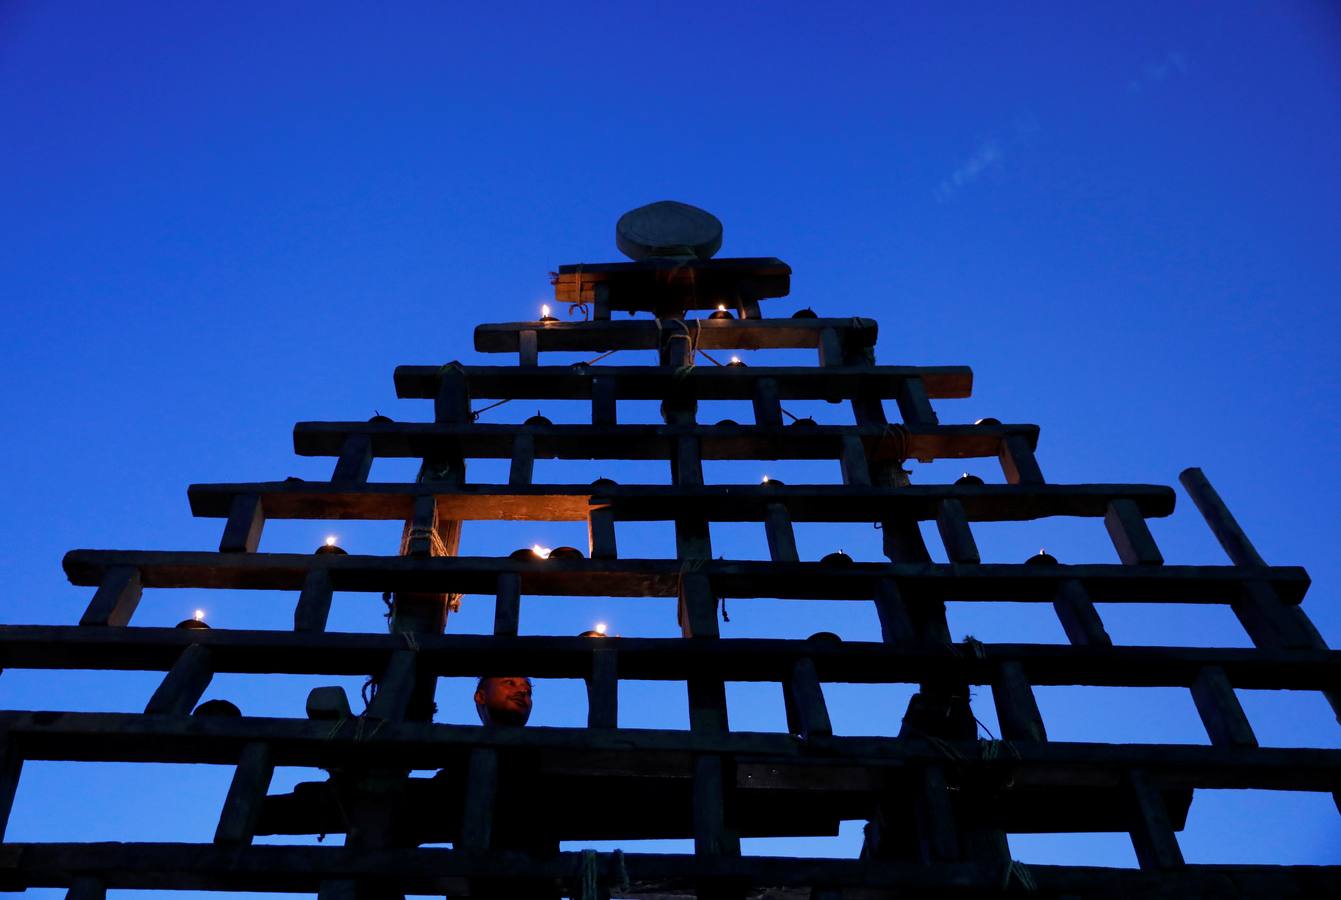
474;675;533;726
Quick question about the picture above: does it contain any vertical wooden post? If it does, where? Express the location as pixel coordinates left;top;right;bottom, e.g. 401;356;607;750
593;282;611;321
895;377;938;426
587;504;618;559
214;741;275;845
366;649;418;721
763;502;799;563
494;572;521;636
219;493;264;553
691;754;740;856
881;517;933;564
1125;768;1185;869
672;436;704;486
659;319;693;368
817;327;844;368
434;363;471;423
1105;498;1164;566
786;657;832;740
508;433;536;486
405;494;438;558
1191;665;1257;747
910;764;960;863
587;649;618;729
591;374;617;425
839;434;872;486
992;660;1048;742
294;567;334;632
1052;578;1113;647
518;330;538;366
752;376;783;428
0;732;23;842
459;746;498;849
999;433;1044;485
735;278;761;319
80;565;142;627
679;573;719;639
331;433;374;483
874;578;918;647
144;644;214;716
935;499;980;564
850;392;888;427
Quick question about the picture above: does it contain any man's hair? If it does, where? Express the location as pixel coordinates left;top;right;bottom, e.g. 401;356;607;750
476;675;533;693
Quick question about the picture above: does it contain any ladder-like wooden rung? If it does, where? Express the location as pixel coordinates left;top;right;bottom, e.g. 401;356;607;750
474;317;878;355
214;740;275;845
1105;498;1164;566
1190;664;1257;747
80;565;142;627
144;643;214;716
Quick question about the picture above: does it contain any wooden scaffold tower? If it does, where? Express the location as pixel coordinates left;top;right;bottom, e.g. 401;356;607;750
1;201;1338;898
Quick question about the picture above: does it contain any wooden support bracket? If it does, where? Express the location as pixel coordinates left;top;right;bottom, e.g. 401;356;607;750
998;433;1044;485
144;644;214;716
214;741;275;846
80;565;142;627
293;567;334;633
1191;665;1257;747
331;433;373;484
763;502;799;563
219;493;264;553
1105;498;1164;566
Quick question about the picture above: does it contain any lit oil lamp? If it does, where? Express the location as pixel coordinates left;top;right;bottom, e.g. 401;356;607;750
726;355;747;368
1027;548;1059;566
955;473;985;486
579;622;610;638
316;535;347;555
709;304;734;321
820;550;853;567
539;303;559;324
176;608;210;630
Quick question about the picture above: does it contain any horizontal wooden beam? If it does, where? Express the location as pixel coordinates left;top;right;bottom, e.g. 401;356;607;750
62;549;1312;604
394;364;973;402
187;482;1177;524
550;256;791;310
292;421;1039;464
473;317;877;354
4;842;1337;898
0;711;1337;792
1;627;1335;692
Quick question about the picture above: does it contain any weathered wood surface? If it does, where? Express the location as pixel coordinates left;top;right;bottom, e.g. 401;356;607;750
1;626;1336;690
551;257;791;309
6;842;1338;898
293;420;1040;465
62;550;1313;604
394;364;973;401
188;481;1176;524
1;710;1337;792
474;318;877;354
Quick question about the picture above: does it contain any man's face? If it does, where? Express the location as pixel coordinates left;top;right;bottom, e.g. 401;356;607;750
475;676;533;726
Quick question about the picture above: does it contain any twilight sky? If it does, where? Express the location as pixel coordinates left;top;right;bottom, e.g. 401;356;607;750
2;2;1339;892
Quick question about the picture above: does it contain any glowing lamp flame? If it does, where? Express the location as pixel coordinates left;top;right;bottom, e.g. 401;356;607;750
594;622;607;635
730;355;741;364
193;609;205;622
717;304;727;312
532;544;552;559
761;475;770;484
325;536;337;547
541;304;551;318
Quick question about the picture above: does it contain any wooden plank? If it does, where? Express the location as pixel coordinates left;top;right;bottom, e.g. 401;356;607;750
1124;768;1185;869
434;363;471;424
293;567;334;632
552;257;790;312
838;434;872;486
458;747;497;849
1179;467;1267;566
64;878;105;900
493;572;520;636
786;658;832;740
214;741;275;845
144;644;214;716
874;578;917;647
219;493;264;554
80;565;142;627
1191;665;1257;747
366;650;417;721
587;505;618;559
61;549;1315;606
587;649;618;729
0;732;22;842
331;434;373;484
999;433;1045;485
895;377;938;426
935;499;980;565
692;754;740;857
751;377;783;428
507;433;535;487
475;317;878;354
1106;498;1164;566
190;481;1178;524
678;573;719;639
911;764;959;862
992;660;1048;742
591;374;617;425
1052;578;1113;647
518;329;538;367
762;502;799;563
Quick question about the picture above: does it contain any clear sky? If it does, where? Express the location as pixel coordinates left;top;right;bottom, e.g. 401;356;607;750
2;2;1339;893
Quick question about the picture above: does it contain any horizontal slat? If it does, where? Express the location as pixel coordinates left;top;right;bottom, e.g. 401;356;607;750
187;482;1176;523
5;843;1337;898
551;256;791;308
394;364;972;401
292;421;1039;462
1;627;1335;691
474;317;876;353
62;550;1312;604
1;711;1337;792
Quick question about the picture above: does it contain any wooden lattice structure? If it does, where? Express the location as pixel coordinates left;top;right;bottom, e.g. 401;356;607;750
1;228;1339;899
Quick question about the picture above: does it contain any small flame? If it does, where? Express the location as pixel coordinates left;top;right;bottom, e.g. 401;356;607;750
1039;548;1048;555
541;303;551;318
594;622;607;635
193;609;205;622
325;535;337;547
532;544;552;559
761;474;770;484
730;355;741;364
717;304;727;312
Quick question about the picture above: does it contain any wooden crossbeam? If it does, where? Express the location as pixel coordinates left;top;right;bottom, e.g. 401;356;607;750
473;317;877;354
396;363;974;402
550;257;791;309
3;710;1336;793
2;627;1336;692
62;550;1313;604
292;420;1040;466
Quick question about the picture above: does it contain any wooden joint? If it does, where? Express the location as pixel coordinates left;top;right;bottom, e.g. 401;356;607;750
80;565;143;627
998;433;1044;485
1191;665;1257;747
144;644;214;716
219;493;265;553
214;741;275;845
405;494;439;558
1105;498;1164;566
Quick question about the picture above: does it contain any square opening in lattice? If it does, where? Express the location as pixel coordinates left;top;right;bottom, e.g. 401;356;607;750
696;398;757;426
434;675;484;726
725;681;790;733
479;398;592;425
705;521;771;561
945;518;1121;567
0;668;165;714
124;586;306;632
617;398;664;426
791;521;885;563
741;820;867;858
1180;790;1341;863
514;676;587;728
712;598;883;643
1093;603;1254;648
532;457;670;485
1030;685;1209;744
7;762;232;842
367;455;424;483
618;680;690;731
945;601;1071;645
456;518;590;558
1006;832;1139;868
1235;689;1341;748
822;682;920;737
701;458;842;485
461;457;510;485
613;520;678;560
259;517;407;558
514;594;679;639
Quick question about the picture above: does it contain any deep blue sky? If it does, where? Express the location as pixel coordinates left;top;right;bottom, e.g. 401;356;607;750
2;1;1339;890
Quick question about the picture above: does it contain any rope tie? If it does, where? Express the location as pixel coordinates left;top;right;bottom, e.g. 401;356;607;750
1003;859;1037;891
881;423;911;465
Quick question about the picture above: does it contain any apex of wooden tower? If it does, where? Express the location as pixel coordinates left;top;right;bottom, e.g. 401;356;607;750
616;200;723;260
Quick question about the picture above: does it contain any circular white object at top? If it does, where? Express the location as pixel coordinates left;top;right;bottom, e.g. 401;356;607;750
616;200;723;260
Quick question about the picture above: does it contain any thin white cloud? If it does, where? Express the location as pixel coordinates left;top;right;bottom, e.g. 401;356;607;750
1128;51;1188;94
936;140;1003;202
